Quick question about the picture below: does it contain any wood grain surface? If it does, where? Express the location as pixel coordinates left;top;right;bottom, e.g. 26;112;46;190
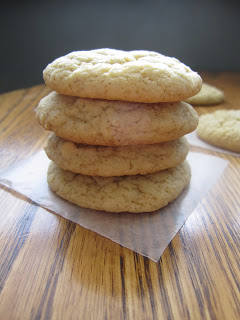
0;73;240;320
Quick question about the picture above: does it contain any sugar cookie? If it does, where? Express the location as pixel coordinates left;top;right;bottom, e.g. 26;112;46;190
37;92;199;146
197;110;240;152
43;48;202;103
45;133;189;176
47;160;191;213
185;83;224;105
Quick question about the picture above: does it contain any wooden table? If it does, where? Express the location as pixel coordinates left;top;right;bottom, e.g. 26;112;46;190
0;72;239;320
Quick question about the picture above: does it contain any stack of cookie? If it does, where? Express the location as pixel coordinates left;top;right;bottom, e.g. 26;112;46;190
36;49;201;213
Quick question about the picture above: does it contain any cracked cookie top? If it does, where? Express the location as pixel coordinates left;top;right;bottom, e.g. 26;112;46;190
43;48;202;103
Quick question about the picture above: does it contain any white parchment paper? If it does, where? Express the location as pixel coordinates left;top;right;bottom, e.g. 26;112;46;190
186;131;240;157
0;151;228;261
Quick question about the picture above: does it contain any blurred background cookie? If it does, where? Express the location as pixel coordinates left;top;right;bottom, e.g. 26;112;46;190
185;83;224;105
197;110;240;152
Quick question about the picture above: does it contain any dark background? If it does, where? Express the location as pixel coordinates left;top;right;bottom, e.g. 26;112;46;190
1;0;240;94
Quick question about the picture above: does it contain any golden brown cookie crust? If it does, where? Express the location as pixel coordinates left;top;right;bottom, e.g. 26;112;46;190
43;48;202;103
37;92;199;146
47;160;191;213
45;133;189;176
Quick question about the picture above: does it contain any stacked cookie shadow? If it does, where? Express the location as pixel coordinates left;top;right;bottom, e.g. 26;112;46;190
36;49;202;213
